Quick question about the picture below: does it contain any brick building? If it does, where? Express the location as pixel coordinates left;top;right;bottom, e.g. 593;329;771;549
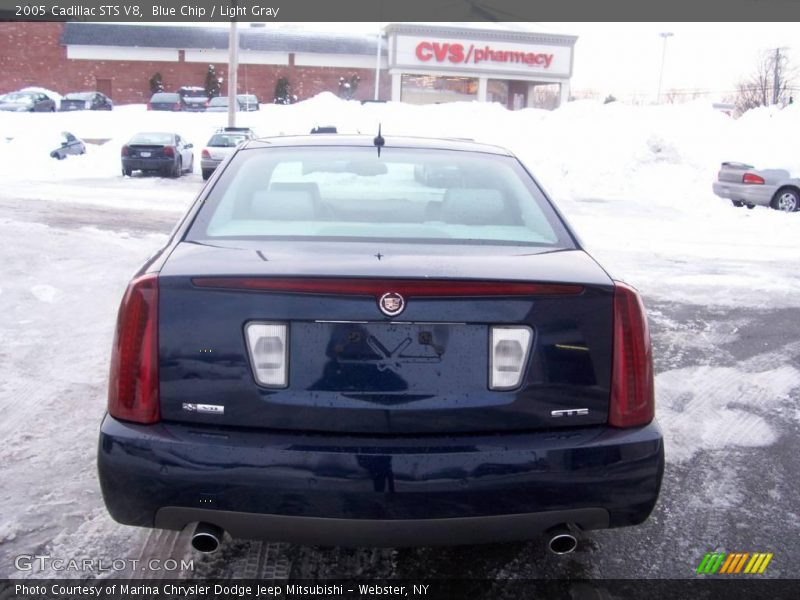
0;22;390;105
0;23;576;109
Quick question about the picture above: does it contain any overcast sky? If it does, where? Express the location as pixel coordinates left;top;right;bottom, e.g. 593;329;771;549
543;22;799;101
149;21;800;102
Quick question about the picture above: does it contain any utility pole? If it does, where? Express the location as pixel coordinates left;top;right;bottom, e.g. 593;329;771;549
227;19;239;128
656;32;674;103
773;47;782;105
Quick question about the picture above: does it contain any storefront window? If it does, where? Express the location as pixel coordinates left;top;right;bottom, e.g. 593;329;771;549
401;74;478;104
487;79;509;106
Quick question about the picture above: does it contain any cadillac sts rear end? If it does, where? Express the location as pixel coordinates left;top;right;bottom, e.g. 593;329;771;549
98;136;664;550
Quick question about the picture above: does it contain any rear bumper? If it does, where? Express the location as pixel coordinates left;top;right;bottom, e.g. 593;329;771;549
200;158;222;171
122;157;174;171
98;416;664;546
712;181;775;206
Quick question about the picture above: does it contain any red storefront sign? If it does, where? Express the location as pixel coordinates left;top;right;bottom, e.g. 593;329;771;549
415;41;553;68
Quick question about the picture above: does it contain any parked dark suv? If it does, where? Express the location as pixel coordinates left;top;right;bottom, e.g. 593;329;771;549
177;86;209;112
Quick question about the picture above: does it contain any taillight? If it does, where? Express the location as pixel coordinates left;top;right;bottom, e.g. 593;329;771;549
489;326;533;390
108;274;160;424
121;145;129;157
163;146;175;157
742;172;765;184
609;281;654;428
245;322;288;387
201;149;211;159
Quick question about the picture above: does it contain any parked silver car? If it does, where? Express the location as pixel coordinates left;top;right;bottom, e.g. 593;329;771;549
200;127;256;180
0;91;56;112
713;162;799;212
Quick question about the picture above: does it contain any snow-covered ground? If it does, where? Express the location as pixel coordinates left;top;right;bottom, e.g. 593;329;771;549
0;95;798;578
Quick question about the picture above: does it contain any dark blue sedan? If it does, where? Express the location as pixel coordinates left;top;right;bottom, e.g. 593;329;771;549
98;135;664;553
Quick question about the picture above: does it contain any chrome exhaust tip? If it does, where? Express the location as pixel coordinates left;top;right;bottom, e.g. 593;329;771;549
547;524;578;555
191;522;224;553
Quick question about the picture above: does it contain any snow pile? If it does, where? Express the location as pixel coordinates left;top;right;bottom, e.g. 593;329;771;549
0;93;798;307
0;92;796;201
658;362;800;462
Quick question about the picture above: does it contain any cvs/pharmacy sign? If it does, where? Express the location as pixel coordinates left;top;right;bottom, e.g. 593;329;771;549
415;41;554;68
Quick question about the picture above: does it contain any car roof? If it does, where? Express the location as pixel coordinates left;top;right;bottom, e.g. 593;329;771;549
130;131;176;138
242;135;512;156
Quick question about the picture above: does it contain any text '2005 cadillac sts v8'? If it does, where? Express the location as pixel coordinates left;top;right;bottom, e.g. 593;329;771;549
98;134;664;553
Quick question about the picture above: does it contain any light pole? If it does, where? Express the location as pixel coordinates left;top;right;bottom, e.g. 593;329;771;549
227;19;239;128
656;32;674;103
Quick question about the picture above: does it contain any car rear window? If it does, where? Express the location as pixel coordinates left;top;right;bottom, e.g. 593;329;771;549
130;132;174;145
208;134;246;147
208;97;228;106
151;93;179;102
187;146;573;247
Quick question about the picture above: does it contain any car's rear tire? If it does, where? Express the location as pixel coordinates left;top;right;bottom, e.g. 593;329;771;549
122;166;132;177
172;158;182;178
731;200;744;207
202;169;212;181
771;188;800;212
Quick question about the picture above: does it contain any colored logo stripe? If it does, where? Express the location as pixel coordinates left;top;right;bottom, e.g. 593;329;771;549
745;553;773;574
697;552;773;575
697;552;726;574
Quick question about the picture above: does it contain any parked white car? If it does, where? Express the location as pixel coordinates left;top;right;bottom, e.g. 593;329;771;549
200;127;257;180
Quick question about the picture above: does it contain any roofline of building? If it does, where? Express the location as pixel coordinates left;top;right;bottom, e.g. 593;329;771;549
59;23;386;56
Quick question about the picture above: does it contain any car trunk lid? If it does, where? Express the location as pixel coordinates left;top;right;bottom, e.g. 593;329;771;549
128;144;168;158
717;161;754;183
157;241;615;434
60;99;87;111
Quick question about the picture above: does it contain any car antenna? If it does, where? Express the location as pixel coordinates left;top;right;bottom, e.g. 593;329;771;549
373;123;385;157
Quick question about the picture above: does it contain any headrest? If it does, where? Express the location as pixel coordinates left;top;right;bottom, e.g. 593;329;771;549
249;190;316;221
440;189;506;225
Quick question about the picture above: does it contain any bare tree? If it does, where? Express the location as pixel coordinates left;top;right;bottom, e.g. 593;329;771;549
734;49;794;114
662;88;706;104
529;84;559;110
569;89;600;101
